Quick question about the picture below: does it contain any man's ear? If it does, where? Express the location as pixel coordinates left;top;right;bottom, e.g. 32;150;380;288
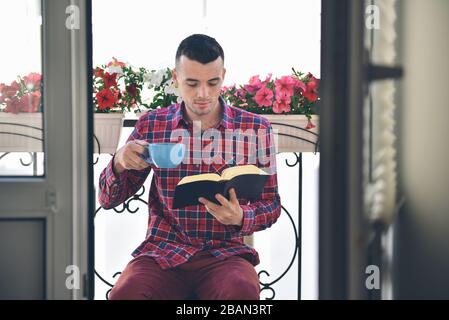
171;68;178;84
222;67;226;81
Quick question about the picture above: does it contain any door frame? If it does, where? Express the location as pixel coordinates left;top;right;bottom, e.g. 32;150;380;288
319;0;366;299
319;0;404;299
70;0;95;300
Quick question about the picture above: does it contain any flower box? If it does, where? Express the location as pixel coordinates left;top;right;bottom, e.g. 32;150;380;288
262;114;319;153
0;112;43;152
0;112;124;154
94;113;124;154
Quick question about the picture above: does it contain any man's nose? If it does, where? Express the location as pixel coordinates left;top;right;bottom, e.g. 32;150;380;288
197;85;208;99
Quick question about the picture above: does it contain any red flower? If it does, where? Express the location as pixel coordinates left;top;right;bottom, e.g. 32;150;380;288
304;88;319;103
304;76;319;102
96;88;118;110
102;72;117;88
94;67;104;78
307;75;319;90
126;83;137;97
254;86;274;107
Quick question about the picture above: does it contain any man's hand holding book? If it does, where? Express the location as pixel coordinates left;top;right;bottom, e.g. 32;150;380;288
198;188;244;227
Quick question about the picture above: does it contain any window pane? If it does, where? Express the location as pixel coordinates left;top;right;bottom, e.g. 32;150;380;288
0;0;44;176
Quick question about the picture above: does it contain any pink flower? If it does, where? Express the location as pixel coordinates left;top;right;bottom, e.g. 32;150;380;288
245;75;262;94
263;73;272;84
249;75;261;86
306;119;316;130
19;91;41;112
254;86;274;107
4;91;42;113
0;81;20;104
1;81;20;98
0;86;6;104
4;97;22;113
293;78;306;92
234;88;247;99
272;94;291;114
275;76;295;97
23;72;42;90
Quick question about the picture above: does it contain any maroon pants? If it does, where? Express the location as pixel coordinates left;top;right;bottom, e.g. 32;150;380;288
108;251;260;300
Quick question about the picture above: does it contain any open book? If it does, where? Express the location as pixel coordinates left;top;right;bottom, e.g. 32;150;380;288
172;165;270;209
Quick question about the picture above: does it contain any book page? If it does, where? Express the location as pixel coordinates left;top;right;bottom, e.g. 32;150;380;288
221;165;268;181
177;173;221;185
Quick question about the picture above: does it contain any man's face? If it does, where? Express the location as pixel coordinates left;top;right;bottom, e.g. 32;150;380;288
172;56;226;118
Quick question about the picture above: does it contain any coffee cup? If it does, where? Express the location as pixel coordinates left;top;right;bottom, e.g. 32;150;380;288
142;142;185;168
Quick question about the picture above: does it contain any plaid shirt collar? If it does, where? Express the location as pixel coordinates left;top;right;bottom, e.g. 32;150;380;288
171;96;235;130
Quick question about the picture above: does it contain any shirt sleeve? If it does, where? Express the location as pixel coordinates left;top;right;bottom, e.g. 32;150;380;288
235;124;281;237
98;116;152;209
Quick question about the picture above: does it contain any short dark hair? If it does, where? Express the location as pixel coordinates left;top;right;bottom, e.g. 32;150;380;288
175;34;224;66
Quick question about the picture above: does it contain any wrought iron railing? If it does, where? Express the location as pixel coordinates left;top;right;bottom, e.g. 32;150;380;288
93;120;319;300
0;119;319;300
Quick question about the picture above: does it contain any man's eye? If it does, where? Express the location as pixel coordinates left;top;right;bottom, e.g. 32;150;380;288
187;83;197;87
209;82;219;86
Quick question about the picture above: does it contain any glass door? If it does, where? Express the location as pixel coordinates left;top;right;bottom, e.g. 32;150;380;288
0;0;93;299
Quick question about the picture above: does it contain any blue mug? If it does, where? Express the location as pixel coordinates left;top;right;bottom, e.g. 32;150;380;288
143;142;186;168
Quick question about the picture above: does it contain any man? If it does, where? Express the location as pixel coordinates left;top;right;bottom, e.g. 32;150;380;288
98;34;281;300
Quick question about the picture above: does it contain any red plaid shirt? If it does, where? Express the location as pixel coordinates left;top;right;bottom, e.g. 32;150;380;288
98;97;281;269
